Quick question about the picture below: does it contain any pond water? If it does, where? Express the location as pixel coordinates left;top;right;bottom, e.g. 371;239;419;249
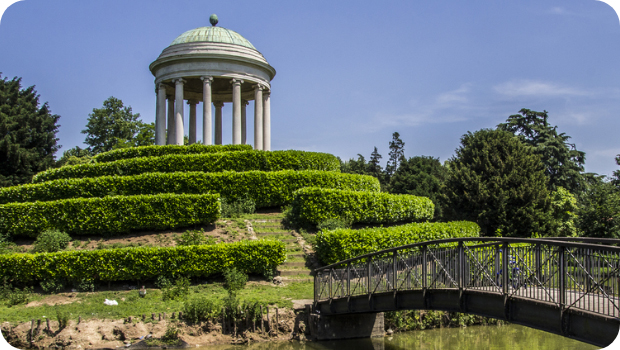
199;324;601;350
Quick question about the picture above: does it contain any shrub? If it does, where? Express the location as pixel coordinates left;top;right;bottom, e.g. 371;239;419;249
161;276;190;301
56;308;69;330
40;278;64;294
174;230;208;246
221;195;256;218
288;187;434;228
0;170;379;207
76;278;95;293
0;193;220;238
0;279;32;307
223;267;247;298
0;240;286;286
317;218;351;231
315;221;480;264
32;229;71;253
183;295;220;324
32;150;341;182
93;144;252;163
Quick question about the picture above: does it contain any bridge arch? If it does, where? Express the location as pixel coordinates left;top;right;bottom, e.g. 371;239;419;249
313;237;620;348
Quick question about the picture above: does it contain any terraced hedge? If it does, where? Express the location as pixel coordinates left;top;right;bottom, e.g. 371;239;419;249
33;150;340;182
93;144;252;163
0;170;380;206
289;187;434;226
315;221;481;264
0;240;286;285
0;193;220;238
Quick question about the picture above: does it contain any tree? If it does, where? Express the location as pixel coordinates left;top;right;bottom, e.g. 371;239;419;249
498;109;585;194
56;146;92;168
385;132;405;180
389;156;447;219
612;155;620;188
442;129;551;237
81;97;153;154
0;75;60;187
341;154;369;175
548;187;578;237
577;178;620;239
368;147;383;179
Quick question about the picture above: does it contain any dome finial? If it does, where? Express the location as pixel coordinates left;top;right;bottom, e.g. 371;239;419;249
209;14;219;26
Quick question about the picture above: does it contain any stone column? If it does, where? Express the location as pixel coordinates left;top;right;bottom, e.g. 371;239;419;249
188;100;198;144
167;96;175;145
156;84;167;145
253;84;264;151
174;78;186;145
263;90;271;151
231;79;243;145
201;76;213;145
214;101;224;145
241;100;248;145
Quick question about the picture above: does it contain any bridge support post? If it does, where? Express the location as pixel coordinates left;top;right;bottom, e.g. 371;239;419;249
308;312;385;341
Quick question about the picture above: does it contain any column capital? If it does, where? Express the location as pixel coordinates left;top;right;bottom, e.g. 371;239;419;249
157;83;167;90
174;78;186;85
253;84;264;91
200;76;213;83
242;99;249;106
213;101;225;108
230;78;244;86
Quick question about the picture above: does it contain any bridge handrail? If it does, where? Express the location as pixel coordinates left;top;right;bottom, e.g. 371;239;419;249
314;237;620;273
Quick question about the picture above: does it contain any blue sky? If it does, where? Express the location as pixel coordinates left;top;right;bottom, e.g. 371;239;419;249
0;0;619;176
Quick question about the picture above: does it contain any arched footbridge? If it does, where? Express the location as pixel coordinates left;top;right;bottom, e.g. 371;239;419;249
313;237;620;347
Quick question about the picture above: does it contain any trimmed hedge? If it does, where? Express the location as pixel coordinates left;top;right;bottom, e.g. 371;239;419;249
289;187;434;226
93;144;252;163
0;240;286;285
33;150;341;182
315;221;481;264
0;193;220;238
0;170;380;206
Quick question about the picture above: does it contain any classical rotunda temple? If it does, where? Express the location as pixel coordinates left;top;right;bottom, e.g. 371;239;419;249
149;14;276;150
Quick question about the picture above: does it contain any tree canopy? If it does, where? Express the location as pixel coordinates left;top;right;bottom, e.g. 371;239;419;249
81;97;154;155
442;129;551;237
498;108;585;194
0;75;60;187
576;177;620;239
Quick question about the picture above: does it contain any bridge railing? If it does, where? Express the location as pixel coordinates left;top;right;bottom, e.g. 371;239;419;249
314;237;620;319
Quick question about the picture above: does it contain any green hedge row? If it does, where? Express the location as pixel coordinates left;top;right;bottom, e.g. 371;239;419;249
0;170;380;206
0;240;286;285
0;193;220;238
93;144;252;163
315;221;481;264
289;187;434;226
33;150;341;183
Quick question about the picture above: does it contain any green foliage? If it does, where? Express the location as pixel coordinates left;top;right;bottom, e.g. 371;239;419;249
0;193;220;237
174;230;209;246
384;310;502;332
160;324;181;345
288;187;434;228
56;307;69;330
0;75;60;187
81;97;153;155
93;144;252;163
32;229;71;253
386;132;405;180
315;221;480;264
182;295;220;324
161;276;190;301
613;155;620;188
221;195;256;218
75;278;95;293
40;278;64;294
316;218;351;231
0;279;32;307
222;267;248;298
498;108;586;193
32;150;341;183
56;146;92;168
0;240;286;286
577;179;620;238
1;170;379;207
442;129;551;237
341;148;387;188
389;156;447;218
548;187;578;237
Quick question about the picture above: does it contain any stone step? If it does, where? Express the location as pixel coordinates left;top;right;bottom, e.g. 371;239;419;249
255;231;292;236
278;269;312;276
281;261;307;267
288;254;305;258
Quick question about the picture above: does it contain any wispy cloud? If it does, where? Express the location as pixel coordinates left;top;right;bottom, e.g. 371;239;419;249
494;80;591;98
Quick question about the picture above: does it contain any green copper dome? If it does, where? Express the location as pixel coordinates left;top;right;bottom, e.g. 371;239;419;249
169;26;256;50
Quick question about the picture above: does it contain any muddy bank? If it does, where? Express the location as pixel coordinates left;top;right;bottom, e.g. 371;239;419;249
1;307;312;350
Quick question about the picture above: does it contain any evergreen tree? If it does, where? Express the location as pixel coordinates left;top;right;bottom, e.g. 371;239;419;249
389;156;447;219
56;146;92;168
443;129;551;237
577;178;620;239
82;97;153;155
385;132;405;180
498;109;585;194
341;154;368;175
612;155;620;188
0;75;60;187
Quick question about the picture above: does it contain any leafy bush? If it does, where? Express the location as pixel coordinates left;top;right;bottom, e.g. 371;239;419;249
40;278;64;294
93;144;252;163
0;279;32;307
161;276;190;301
32;150;341;182
288;187;434;228
315;221;480;264
223;267;248;298
32;229;71;253
221;195;256;218
76;278;95;293
183;295;220;324
0;170;379;207
317;218;351;231
0;240;286;286
56;307;69;330
174;230;208;246
0;193;220;237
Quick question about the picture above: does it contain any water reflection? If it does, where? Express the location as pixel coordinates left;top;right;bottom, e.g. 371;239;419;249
199;324;597;350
